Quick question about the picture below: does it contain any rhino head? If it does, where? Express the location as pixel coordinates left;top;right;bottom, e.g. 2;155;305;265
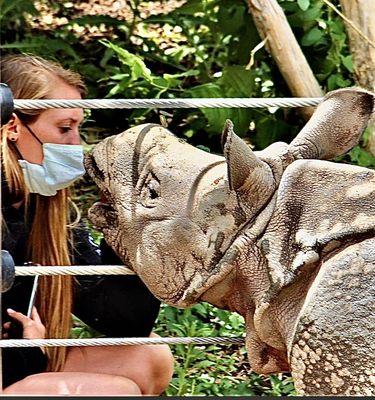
85;122;251;307
85;88;375;393
85;87;373;305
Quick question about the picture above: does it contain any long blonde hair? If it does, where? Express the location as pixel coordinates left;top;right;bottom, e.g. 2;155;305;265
1;54;86;371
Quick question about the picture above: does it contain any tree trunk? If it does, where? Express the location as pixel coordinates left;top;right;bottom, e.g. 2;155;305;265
339;0;375;91
246;0;324;119
339;0;375;156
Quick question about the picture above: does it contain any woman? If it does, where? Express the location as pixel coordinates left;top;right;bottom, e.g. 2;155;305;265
1;54;174;395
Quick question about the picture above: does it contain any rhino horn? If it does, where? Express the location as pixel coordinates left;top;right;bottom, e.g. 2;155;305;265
289;87;374;160
222;120;275;214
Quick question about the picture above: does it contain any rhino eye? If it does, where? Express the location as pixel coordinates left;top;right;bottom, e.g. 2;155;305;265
140;173;160;207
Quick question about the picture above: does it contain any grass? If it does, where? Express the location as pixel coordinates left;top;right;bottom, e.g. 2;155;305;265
154;303;296;396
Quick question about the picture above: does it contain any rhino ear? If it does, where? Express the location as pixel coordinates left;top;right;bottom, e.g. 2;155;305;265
221;120;275;214
222;119;251;190
289;88;374;160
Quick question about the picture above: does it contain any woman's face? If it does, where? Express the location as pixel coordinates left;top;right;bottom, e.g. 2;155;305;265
9;80;84;165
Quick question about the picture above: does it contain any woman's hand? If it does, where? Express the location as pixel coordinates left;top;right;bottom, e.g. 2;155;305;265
4;307;46;339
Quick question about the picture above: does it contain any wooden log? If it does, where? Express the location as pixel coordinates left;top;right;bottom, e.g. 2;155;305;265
339;0;375;155
339;0;375;90
246;0;324;119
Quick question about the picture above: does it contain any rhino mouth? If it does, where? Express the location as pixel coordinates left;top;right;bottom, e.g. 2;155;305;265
84;152;118;228
84;153;110;200
84;152;105;181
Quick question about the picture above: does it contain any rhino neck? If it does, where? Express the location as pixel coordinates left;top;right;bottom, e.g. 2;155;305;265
199;196;279;316
199;268;248;315
179;190;278;310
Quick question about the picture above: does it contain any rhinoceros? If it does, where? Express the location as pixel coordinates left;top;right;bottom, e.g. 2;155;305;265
85;88;375;395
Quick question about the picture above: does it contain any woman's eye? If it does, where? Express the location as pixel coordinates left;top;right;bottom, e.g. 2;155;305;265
59;126;72;134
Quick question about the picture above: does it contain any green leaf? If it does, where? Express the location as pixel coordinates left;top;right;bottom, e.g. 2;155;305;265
327;74;338;91
0;41;45;49
288;5;322;28
217;65;255;98
0;37;79;60
100;40;152;82
216;66;255;134
196;145;211;153
299;6;321;22
252;116;293;150
341;55;354;72
217;3;245;35
0;0;38;21
187;83;229;134
106;79;131;97
327;73;351;90
348;145;375;168
335;75;352;88
301;27;324;46
297;0;310;11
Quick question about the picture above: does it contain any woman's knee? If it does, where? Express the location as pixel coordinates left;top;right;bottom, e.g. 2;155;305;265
146;334;174;394
63;340;174;395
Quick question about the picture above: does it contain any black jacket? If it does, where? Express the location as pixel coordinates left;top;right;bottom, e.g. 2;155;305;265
1;179;160;387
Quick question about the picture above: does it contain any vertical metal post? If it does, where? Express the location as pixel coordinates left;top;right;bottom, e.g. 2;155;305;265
0;143;3;394
0;83;14;393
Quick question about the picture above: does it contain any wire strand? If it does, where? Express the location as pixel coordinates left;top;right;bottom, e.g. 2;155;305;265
0;336;244;348
15;265;135;276
13;97;323;110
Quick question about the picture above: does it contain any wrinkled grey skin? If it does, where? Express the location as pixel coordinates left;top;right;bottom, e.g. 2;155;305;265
85;88;375;395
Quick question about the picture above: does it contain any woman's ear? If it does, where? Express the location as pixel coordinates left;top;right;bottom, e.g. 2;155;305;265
6;113;21;141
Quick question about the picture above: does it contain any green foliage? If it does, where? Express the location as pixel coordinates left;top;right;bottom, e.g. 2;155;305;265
283;0;354;91
2;0;370;157
336;128;375;168
154;303;296;396
186;66;256;135
0;0;38;23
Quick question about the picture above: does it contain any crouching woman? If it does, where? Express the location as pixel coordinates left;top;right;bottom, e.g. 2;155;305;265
1;54;174;395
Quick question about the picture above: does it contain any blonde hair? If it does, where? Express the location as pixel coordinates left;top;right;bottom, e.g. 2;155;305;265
1;54;86;371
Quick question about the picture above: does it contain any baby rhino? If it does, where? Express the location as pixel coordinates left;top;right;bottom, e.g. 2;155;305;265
85;88;375;395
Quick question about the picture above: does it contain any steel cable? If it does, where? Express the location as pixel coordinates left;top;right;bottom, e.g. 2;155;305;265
15;265;135;276
14;97;322;110
0;336;244;348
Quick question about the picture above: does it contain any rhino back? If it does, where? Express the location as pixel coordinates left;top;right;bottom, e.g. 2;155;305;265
289;237;375;395
259;159;375;290
251;159;374;373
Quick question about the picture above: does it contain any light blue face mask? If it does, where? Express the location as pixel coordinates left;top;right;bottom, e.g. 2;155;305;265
18;144;85;196
15;124;85;197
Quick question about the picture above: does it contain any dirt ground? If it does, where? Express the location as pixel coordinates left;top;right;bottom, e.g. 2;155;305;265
31;1;185;30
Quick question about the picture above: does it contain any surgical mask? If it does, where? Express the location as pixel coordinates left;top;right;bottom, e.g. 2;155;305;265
16;124;85;196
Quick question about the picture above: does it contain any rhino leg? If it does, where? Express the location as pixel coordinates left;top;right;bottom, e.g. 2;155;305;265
289;238;375;396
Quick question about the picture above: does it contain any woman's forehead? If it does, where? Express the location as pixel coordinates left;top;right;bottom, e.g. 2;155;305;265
40;108;84;123
38;80;84;123
48;79;82;99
